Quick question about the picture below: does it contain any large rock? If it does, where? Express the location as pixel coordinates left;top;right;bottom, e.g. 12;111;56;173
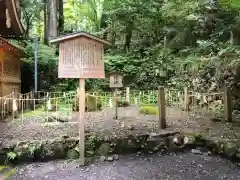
44;139;65;158
97;143;111;156
183;136;196;148
205;139;217;150
224;143;237;158
114;135;139;153
72;95;102;112
64;138;78;149
66;149;79;159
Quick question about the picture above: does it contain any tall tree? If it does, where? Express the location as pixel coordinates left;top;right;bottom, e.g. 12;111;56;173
21;0;44;39
48;0;58;40
44;0;48;44
58;0;64;34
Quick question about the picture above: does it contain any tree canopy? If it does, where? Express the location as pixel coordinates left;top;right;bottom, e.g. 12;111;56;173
18;0;240;98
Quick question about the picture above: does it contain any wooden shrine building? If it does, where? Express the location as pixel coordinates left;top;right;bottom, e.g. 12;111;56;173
0;0;24;96
0;0;24;38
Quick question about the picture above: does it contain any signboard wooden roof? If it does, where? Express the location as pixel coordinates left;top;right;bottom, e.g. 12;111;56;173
0;0;24;39
49;32;111;46
50;32;111;79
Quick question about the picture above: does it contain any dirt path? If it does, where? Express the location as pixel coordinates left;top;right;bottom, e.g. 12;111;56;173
9;152;240;180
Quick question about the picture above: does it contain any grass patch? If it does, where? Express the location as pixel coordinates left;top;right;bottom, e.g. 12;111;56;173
139;105;158;115
22;107;45;117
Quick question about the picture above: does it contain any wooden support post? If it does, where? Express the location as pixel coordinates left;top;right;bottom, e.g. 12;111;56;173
224;85;232;122
12;91;17;119
114;88;118;119
184;87;189;111
78;79;85;166
126;87;130;103
158;86;166;129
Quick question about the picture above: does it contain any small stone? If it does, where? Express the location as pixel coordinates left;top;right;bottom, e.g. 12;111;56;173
148;151;153;154
128;126;134;130
236;153;240;159
99;156;106;162
150;132;157;137
113;154;119;160
153;146;159;152
191;149;203;155
173;136;181;145
2;141;17;149
183;137;189;144
62;135;69;139
107;156;114;162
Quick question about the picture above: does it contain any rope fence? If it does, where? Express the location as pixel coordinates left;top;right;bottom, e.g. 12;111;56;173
0;86;233;122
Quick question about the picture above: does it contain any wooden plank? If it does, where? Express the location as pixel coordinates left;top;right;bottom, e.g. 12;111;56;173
158;86;166;129
184;87;189;111
224;85;232;122
78;79;85;166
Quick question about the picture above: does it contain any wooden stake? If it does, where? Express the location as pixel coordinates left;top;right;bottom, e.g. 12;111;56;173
114;88;118;119
158;86;166;129
224;85;232;122
184;87;189;111
78;79;85;166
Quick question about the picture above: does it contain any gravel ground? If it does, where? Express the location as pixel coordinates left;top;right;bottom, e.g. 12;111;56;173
0;106;193;142
0;106;239;143
8;152;240;180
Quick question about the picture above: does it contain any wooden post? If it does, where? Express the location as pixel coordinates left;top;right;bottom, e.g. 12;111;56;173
158;86;166;129
224;85;232;122
12;91;17;119
114;88;118;119
126;87;130;103
78;79;85;166
184;87;189;111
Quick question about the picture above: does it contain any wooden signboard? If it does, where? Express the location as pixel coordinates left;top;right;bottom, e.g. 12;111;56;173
50;32;110;166
58;37;105;78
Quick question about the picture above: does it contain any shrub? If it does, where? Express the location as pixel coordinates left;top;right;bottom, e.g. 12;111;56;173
233;99;240;111
116;100;130;107
72;95;102;112
139;106;158;115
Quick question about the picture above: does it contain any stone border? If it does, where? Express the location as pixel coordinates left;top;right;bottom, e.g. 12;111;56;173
1;130;240;165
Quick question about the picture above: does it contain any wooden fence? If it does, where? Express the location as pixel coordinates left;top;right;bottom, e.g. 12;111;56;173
0;86;233;125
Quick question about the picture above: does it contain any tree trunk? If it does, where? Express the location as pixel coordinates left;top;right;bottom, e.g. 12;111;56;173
48;0;58;40
124;21;134;52
58;0;64;34
44;0;48;44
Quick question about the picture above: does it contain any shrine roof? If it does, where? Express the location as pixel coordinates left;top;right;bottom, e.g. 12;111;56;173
0;37;24;56
0;0;24;39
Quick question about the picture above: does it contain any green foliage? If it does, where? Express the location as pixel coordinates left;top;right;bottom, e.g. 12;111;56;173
0;166;17;179
27;143;42;156
72;95;102;112
22;41;57;70
139;106;158;115
6;152;17;161
116;100;130;107
19;0;240;105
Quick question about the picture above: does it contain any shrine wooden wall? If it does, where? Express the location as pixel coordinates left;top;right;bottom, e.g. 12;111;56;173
0;49;21;97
